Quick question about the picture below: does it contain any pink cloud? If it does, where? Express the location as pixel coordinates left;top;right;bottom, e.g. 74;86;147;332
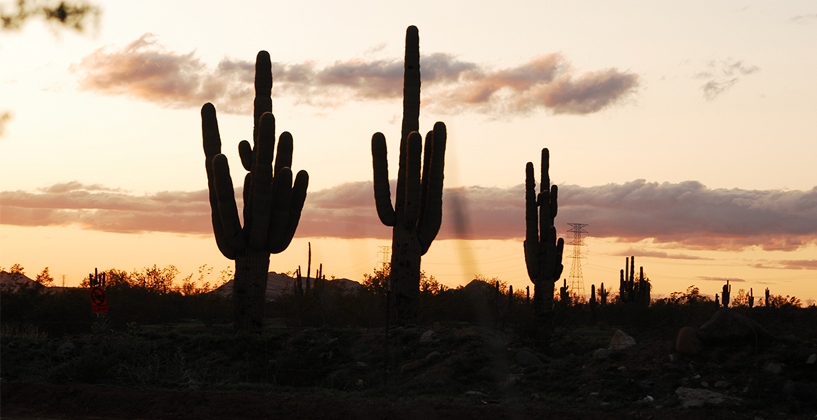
74;34;638;116
3;180;816;252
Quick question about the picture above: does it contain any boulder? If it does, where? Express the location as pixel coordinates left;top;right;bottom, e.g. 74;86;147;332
419;330;437;343
515;350;544;367
675;327;701;356
675;387;742;408
609;330;636;351
696;308;772;346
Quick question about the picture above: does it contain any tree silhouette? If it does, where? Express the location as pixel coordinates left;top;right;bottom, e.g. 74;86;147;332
1;0;100;32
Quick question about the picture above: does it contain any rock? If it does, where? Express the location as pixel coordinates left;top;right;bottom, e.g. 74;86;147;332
806;354;816;365
675;327;701;356
675;387;742;408
715;380;731;389
696;308;772;346
516;350;544;367
400;351;441;373
609;330;636;351
465;391;487;397
764;362;782;374
57;341;76;357
593;348;611;360
419;330;437;343
503;373;522;387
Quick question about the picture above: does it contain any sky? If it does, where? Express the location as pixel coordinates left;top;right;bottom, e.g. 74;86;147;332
1;0;816;303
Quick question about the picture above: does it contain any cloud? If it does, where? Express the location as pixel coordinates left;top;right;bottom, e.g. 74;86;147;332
74;34;638;116
3;180;816;252
751;259;817;270
613;248;710;260
695;58;759;100
74;33;255;113
790;13;817;25
696;276;745;283
0;183;210;234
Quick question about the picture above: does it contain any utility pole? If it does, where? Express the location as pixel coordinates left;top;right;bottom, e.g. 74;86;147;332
567;223;589;302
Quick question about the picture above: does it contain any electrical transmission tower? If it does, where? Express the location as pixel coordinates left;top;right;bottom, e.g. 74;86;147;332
378;246;391;269
567;223;589;302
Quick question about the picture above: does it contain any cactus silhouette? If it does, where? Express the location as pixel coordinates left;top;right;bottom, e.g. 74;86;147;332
721;280;731;307
201;51;309;332
524;148;565;315
371;26;447;323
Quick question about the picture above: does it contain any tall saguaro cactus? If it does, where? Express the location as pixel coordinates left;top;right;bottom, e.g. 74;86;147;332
371;26;447;323
201;51;309;332
524;148;565;316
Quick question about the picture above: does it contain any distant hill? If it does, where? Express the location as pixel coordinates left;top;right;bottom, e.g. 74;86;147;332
211;272;363;301
0;271;44;292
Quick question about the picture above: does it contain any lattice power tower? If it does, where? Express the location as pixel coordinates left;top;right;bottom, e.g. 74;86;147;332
567;223;589;302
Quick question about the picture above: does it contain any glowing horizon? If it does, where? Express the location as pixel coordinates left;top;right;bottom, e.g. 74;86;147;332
1;1;815;303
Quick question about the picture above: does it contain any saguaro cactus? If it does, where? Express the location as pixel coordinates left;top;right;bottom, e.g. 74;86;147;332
371;26;447;323
721;280;731;308
524;148;565;316
201;51;309;332
599;282;608;306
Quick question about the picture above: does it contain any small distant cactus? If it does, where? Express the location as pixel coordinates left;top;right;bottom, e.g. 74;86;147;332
201;51;309;332
618;256;650;306
748;288;755;308
524;148;565;316
599;282;608;307
721;280;731;307
89;268;106;288
559;279;570;303
590;284;599;321
371;26;447;324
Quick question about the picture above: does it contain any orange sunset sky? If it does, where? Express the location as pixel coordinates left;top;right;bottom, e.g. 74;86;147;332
1;1;816;303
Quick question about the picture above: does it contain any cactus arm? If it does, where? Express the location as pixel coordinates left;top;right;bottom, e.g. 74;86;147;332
524;162;539;279
274;131;294;175
401;25;420;143
418;130;434;221
211;154;245;258
537;149;553;241
268;169;309;254
248;112;276;250
239;140;253;171
402;131;423;230
254;51;273;143
417;123;447;254
372;132;396;226
266;166;292;250
393;25;421;231
202;103;235;259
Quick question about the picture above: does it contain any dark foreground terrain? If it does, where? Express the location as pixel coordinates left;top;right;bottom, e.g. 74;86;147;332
3;303;817;419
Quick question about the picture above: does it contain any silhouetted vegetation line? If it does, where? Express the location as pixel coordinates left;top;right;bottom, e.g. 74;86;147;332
201;51;309;332
371;26;447;324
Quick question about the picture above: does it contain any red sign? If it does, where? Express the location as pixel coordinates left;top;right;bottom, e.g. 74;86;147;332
90;286;109;313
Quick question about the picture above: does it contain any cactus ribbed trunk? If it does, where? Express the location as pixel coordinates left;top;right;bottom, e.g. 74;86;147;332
391;228;422;322
233;251;270;332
